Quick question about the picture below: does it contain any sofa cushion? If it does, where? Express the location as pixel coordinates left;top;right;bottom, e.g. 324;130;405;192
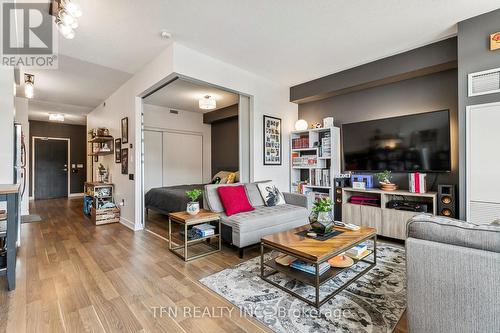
217;185;254;216
257;181;285;206
220;204;309;233
407;214;500;253
245;183;265;207
204;183;242;213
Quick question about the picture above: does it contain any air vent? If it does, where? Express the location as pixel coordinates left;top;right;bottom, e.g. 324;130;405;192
468;67;500;97
169;110;179;114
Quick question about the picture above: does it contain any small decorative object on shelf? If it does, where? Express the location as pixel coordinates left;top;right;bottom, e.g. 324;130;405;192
186;189;202;215
310;122;322;129
323;117;334;128
309;197;334;235
375;170;397;191
97;163;109;182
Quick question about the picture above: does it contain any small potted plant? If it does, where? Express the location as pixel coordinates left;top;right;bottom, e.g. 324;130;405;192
186;189;202;215
375;170;397;191
309;197;334;234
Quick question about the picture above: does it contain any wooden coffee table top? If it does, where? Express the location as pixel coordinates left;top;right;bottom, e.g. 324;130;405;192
168;209;220;225
261;224;376;262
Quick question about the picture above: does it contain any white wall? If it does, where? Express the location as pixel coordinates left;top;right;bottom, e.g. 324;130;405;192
14;97;29;215
0;68;14;185
143;104;212;184
87;42;298;230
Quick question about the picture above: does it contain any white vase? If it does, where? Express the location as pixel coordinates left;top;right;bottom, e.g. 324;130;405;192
187;202;200;215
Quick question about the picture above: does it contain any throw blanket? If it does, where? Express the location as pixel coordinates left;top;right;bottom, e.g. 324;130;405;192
145;184;205;214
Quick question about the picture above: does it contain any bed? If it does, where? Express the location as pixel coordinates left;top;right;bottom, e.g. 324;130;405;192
145;184;206;215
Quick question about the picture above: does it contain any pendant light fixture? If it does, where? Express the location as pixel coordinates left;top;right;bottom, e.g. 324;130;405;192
51;0;82;39
24;74;34;99
199;95;217;110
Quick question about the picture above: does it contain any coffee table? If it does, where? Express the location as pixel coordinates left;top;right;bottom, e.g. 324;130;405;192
260;224;377;308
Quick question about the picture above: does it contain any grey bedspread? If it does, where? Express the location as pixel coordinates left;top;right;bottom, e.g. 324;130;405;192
145;184;205;214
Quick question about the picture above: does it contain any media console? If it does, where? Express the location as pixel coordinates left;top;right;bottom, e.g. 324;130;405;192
342;187;437;240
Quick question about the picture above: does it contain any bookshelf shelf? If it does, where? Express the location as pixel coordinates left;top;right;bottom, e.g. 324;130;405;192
290;127;340;202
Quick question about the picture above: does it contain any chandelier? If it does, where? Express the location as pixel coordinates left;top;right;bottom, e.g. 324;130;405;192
51;0;82;39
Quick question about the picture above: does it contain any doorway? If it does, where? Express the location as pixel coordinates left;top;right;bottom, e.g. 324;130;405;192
33;137;70;200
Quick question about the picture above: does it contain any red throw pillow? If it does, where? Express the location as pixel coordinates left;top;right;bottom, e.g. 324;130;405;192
217;185;255;216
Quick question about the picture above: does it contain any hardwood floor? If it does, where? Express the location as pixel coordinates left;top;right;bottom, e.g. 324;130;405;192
0;198;408;333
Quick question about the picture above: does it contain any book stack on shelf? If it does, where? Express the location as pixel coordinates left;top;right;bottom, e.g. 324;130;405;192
311;169;330;187
345;243;371;260
409;172;427;193
193;223;216;237
290;260;331;276
292;136;310;149
320;131;331;157
292;153;319;168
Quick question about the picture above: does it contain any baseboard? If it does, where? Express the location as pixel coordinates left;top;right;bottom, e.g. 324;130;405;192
68;193;84;198
120;216;136;231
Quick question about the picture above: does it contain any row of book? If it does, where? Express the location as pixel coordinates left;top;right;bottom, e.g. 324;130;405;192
310;169;331;187
292;136;310;149
193;223;216;237
321;134;331;157
292;153;318;167
409;172;427;193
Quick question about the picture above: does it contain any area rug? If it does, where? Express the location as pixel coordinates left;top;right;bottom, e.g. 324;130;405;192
21;214;43;223
200;242;406;333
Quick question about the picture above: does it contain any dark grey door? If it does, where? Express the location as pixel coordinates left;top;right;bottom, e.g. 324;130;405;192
34;139;68;199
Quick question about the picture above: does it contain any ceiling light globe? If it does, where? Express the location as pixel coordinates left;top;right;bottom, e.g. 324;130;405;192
25;83;34;99
295;119;308;131
66;3;82;18
71;19;79;29
199;95;216;110
60;11;75;26
64;30;75;39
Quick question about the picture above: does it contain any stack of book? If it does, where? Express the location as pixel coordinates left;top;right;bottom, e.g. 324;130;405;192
193;223;216;237
310;169;330;187
292;155;318;167
290;260;331;275
292;136;310;149
320;134;331;157
345;243;370;260
409;172;427;193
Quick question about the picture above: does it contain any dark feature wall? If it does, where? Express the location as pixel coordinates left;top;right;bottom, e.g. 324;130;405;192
298;69;459;190
29;121;87;195
211;116;239;176
457;9;500;219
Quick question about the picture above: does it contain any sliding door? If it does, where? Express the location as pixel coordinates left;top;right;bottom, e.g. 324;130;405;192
163;132;203;186
144;131;163;192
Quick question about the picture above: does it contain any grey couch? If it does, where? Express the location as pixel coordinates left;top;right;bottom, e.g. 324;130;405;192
406;214;500;333
203;181;311;257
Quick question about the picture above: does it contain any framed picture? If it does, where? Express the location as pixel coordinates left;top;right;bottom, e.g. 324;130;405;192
115;139;121;163
263;115;282;165
121;148;128;174
121;117;129;144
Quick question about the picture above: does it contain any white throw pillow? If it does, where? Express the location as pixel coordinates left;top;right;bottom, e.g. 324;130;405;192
257;182;285;206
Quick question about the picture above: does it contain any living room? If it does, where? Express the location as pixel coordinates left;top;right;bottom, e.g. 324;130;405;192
0;1;499;333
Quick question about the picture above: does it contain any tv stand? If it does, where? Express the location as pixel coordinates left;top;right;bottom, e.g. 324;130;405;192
342;187;437;240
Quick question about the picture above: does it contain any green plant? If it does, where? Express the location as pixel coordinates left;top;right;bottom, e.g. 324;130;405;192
375;170;392;184
186;189;202;202
312;197;333;213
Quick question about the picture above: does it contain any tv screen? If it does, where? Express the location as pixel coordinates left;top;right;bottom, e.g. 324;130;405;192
342;110;451;172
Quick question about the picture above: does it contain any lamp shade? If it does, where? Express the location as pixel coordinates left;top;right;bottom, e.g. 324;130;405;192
295;119;308;131
199;95;216;110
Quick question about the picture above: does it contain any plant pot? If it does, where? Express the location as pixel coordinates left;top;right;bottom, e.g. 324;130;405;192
187;201;200;215
380;183;398;191
309;211;334;235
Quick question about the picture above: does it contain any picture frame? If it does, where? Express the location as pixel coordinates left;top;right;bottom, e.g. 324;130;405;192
121;117;129;144
121;148;128;174
263;115;282;165
115;138;121;163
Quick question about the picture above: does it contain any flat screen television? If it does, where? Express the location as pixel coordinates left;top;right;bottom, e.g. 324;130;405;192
342;110;451;172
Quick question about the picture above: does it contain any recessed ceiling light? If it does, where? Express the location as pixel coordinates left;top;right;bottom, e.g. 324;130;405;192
49;113;65;122
199;95;216;110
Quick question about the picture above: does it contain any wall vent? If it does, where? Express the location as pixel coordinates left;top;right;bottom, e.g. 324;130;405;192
468;67;500;97
169;109;179;114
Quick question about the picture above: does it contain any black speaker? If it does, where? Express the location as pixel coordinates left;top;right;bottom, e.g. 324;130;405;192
438;185;456;218
334;178;350;221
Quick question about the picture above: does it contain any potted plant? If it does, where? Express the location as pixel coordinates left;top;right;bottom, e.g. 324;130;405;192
186;189;202;215
375;170;397;191
309;197;334;234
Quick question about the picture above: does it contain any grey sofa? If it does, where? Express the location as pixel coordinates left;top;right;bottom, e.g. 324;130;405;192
406;214;500;333
203;181;311;257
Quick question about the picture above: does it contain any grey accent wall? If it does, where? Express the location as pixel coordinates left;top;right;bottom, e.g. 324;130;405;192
298;69;458;191
291;38;457;103
458;9;500;219
211;116;239;176
29;120;87;195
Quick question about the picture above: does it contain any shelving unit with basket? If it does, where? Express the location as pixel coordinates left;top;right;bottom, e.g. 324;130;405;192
290;127;341;202
84;182;120;225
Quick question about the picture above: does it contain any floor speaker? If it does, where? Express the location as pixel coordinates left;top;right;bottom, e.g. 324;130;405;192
334;178;350;221
438;185;456;218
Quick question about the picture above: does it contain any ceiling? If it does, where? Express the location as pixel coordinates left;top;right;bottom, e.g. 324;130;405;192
144;79;239;113
17;0;500;125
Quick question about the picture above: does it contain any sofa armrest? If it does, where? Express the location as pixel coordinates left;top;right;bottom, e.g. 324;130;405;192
283;192;312;210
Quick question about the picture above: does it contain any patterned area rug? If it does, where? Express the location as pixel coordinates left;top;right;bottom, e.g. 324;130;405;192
200;242;406;333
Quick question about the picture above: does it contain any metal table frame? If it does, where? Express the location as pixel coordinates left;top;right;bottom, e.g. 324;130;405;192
168;216;221;261
260;234;376;308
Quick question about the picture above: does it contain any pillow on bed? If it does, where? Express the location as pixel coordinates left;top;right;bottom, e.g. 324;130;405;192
212;171;232;184
217;185;254;216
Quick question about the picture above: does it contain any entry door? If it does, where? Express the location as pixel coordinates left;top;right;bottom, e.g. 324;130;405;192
34;139;68;199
